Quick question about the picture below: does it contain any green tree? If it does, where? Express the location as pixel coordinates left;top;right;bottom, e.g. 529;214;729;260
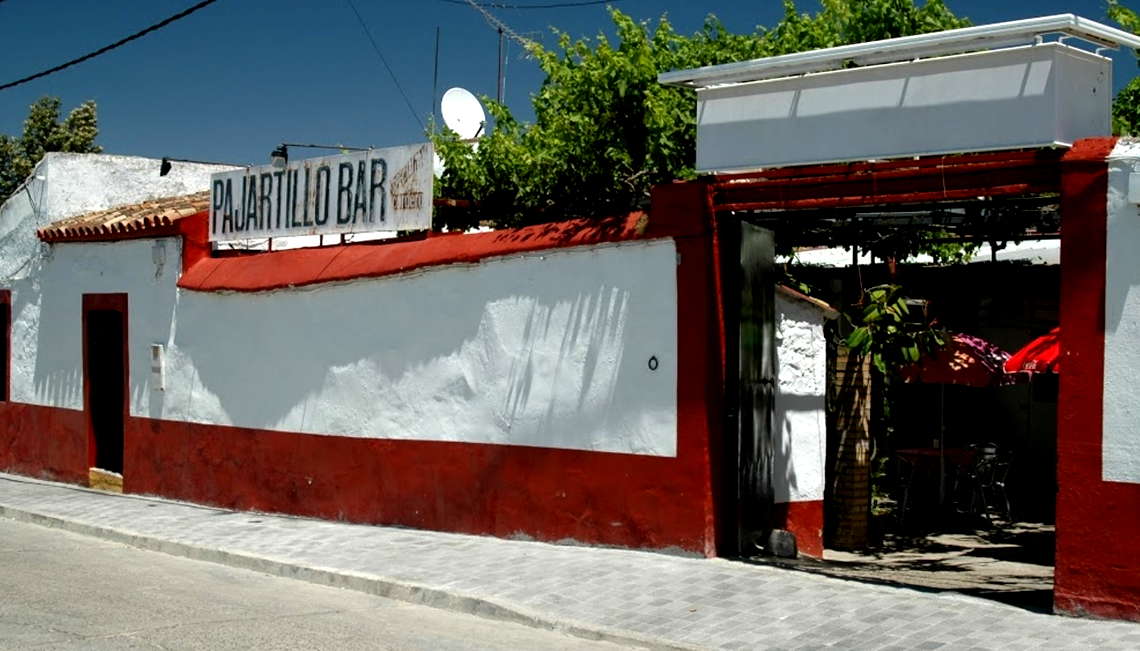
1109;0;1140;135
432;0;968;230
845;284;945;375
0;97;101;202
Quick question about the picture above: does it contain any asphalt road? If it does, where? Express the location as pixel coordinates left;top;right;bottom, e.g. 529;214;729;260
0;518;628;650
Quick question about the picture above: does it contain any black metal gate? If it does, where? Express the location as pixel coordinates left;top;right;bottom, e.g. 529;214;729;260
720;219;777;556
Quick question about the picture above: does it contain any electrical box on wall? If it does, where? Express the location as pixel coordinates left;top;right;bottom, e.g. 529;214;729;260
1128;171;1140;204
150;343;165;391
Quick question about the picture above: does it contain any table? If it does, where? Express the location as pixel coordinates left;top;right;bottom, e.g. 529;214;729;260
897;447;978;521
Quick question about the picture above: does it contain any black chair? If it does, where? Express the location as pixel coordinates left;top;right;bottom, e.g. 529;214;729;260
963;444;1012;523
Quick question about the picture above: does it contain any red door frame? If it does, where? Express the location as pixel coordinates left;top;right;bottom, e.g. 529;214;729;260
703;149;1065;543
81;293;128;470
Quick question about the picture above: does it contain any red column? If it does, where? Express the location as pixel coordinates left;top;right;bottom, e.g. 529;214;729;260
1054;137;1140;620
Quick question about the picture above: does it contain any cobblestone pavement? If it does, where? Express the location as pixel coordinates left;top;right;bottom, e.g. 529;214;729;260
1;473;1138;650
756;524;1055;612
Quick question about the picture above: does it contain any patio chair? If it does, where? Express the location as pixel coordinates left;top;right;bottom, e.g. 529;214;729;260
964;444;1012;523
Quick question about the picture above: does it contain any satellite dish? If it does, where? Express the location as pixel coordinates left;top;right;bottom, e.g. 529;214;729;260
441;87;486;140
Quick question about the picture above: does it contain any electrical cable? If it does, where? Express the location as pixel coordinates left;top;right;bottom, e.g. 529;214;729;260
344;0;426;131
440;0;622;8
0;0;220;92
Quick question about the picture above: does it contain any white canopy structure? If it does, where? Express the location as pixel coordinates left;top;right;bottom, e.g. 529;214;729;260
659;15;1140;172
660;14;1140;89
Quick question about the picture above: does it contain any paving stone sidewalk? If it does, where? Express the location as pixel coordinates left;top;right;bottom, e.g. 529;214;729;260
0;473;1137;650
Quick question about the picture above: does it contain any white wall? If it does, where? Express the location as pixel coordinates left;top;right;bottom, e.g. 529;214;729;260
772;292;829;502
0;153;231;283
6;238;180;411
0;153;680;457
0;153;225;415
1103;139;1140;483
156;240;680;457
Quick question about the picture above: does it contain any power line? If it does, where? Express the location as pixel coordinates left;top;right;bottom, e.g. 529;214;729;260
441;0;623;9
0;0;220;92
344;0;426;131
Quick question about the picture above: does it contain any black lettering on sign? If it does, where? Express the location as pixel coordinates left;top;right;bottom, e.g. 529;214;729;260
336;162;353;225
221;178;234;234
237;176;248;231
259;172;273;231
273;170;284;229
353;160;368;223
314;165;330;226
244;175;258;231
296;168;309;228
285;170;296;229
370;158;387;223
211;179;225;234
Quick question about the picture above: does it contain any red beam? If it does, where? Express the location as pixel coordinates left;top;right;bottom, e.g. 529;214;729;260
716;183;1049;213
710;148;1063;212
711;148;1062;183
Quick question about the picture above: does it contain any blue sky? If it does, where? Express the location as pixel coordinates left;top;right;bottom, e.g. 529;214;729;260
0;0;1135;166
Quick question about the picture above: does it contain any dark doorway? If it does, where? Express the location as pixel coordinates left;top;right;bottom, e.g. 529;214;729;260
84;296;127;475
1;289;10;402
719;220;777;556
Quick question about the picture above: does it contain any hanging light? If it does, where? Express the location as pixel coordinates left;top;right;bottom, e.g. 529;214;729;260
270;144;289;168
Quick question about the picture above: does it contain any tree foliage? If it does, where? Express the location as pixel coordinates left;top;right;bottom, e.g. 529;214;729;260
1109;0;1140;136
432;0;969;230
0;97;101;202
845;284;946;375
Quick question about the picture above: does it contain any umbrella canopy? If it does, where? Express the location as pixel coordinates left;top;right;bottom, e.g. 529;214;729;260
1003;327;1060;374
899;333;1013;387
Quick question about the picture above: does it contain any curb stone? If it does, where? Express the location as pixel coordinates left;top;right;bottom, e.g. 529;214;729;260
0;497;699;651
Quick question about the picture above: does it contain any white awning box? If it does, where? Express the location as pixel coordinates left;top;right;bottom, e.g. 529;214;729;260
692;42;1110;172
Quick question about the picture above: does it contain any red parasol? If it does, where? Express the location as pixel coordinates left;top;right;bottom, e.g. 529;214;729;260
899;333;1013;387
1003;327;1060;375
897;332;1014;504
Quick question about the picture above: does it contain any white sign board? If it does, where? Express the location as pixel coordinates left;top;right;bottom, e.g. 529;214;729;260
209;143;432;242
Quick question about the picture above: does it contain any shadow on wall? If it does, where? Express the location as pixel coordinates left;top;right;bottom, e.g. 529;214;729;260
165;241;679;456
27;240;178;411
1105;165;1138;336
15;276;85;408
1096;162;1140;482
773;393;826;503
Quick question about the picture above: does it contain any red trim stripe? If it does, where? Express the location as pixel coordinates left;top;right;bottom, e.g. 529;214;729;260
179;213;661;293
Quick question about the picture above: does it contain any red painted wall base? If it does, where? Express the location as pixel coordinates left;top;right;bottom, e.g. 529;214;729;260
0;402;88;485
772;500;824;559
118;415;717;555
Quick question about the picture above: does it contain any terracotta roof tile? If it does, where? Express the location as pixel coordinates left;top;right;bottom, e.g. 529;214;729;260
37;192;209;243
